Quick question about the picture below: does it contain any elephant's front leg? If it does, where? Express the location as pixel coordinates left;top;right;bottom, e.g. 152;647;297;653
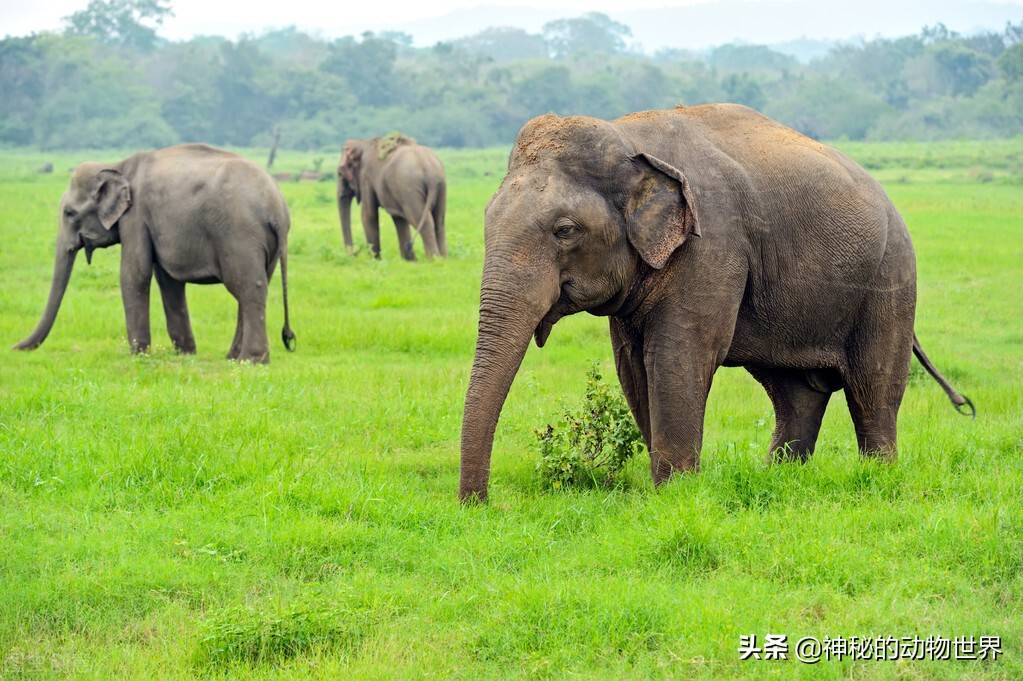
119;241;154;354
611;318;651;450
154;264;196;354
361;198;381;259
642;318;721;484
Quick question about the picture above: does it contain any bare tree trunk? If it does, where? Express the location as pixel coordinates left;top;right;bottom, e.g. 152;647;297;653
266;126;281;170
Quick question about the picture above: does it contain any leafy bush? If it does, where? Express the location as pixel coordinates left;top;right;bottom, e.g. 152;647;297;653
535;364;645;491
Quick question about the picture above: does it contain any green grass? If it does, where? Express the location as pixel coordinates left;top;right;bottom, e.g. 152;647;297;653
0;139;1021;679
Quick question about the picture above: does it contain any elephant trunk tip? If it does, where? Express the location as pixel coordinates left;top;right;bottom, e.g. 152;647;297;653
12;338;40;351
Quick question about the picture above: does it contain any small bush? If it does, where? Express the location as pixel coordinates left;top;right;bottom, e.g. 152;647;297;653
194;599;369;669
535;364;645;491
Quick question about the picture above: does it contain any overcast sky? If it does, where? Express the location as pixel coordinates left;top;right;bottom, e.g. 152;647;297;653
3;0;1022;50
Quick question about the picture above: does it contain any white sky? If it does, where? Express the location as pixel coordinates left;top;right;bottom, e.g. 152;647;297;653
3;0;1022;49
2;0;683;39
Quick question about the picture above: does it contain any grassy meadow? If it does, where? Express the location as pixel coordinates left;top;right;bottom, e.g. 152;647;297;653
0;139;1021;679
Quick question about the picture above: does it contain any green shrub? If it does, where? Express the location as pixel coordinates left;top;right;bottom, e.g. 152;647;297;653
194;599;369;669
535;364;645;491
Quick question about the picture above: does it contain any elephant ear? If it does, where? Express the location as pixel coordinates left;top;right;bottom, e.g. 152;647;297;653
339;144;363;183
622;152;700;270
93;169;131;230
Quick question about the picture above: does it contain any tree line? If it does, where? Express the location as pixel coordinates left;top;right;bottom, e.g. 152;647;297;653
2;0;1022;150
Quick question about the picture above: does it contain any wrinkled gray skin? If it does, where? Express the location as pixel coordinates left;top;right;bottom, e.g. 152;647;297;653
14;144;296;363
460;105;972;502
337;138;447;260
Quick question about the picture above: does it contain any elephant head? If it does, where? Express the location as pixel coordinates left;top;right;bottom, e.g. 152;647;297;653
337;141;364;254
459;114;700;502
14;163;130;350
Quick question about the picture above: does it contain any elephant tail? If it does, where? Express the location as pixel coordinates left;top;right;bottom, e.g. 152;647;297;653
274;219;296;352
912;334;972;416
415;182;440;238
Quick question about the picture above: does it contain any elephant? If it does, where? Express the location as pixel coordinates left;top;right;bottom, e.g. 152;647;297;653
14;144;296;363
458;105;973;502
337;134;447;260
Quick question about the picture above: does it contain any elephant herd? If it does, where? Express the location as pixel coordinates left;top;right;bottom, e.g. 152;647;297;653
13;105;973;502
14;134;443;363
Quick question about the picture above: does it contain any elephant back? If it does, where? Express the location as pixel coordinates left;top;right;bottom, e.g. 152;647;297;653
376;132;417;160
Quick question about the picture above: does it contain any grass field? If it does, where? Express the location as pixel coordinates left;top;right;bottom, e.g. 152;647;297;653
1;139;1021;679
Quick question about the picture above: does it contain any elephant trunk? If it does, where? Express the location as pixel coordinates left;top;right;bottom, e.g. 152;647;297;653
459;256;559;502
338;180;354;255
14;235;78;350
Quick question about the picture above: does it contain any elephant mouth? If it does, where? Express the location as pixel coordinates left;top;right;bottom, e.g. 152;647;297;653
533;287;576;348
534;312;560;348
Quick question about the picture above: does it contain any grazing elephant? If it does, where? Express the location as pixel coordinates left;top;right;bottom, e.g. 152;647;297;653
14;144;296;363
459;105;973;502
337;134;447;260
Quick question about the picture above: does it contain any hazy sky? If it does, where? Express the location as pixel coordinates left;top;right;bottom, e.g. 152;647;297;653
6;0;669;38
3;0;1022;49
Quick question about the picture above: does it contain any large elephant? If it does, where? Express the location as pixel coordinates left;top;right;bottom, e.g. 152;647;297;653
459;105;972;502
14;144;296;363
337;135;447;260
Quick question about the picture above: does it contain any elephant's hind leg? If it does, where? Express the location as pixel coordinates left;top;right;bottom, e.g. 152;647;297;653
434;186;447;257
392;216;416;261
844;353;910;460
843;291;914;460
748;367;832;462
223;256;270;364
155;265;196;354
407;201;439;259
227;307;243;360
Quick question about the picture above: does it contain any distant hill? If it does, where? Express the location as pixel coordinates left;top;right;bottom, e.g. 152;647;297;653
370;0;1023;52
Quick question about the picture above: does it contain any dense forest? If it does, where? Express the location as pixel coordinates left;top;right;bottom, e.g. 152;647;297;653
2;0;1022;149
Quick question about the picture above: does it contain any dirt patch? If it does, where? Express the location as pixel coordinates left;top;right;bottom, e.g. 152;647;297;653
376;132;416;160
618;109;670;123
511;114;570;166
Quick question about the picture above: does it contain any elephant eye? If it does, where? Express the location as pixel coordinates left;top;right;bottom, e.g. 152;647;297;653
554;220;579;239
63;207;76;219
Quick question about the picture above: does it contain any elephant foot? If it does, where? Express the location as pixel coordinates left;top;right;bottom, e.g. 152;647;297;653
233;352;269;365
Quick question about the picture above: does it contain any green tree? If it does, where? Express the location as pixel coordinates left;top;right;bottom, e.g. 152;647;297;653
513;65;574;114
708;44;796;74
722;73;765;110
454;27;548;61
543;12;631;58
998;43;1023;82
64;0;173;52
0;37;46;145
321;32;398;107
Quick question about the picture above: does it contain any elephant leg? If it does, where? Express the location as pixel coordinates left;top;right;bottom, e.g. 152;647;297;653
417;209;440;260
236;284;269;363
643;336;718;485
227;307;243;360
223;256;270;364
610;318;651;450
843;292;914;459
747;367;831;462
119;239;154;354
392;216;416;261
434;186;447;257
154;264;196;354
362;202;381;259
